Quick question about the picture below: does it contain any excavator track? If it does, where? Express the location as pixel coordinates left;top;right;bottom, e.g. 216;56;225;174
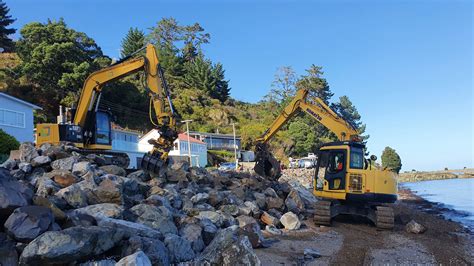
375;206;394;230
314;200;332;226
78;149;130;168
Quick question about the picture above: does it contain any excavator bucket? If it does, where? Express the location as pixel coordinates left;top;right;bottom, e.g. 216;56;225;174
253;142;281;180
141;152;167;175
140;126;178;176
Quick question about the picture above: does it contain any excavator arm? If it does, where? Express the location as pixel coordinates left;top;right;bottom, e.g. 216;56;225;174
73;44;178;174
254;88;360;179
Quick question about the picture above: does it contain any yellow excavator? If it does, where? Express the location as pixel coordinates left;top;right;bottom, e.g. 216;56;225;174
36;44;178;173
254;88;397;229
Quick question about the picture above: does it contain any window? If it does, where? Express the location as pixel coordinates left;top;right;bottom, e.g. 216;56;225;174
350;147;364;169
0;109;25;128
328;151;345;173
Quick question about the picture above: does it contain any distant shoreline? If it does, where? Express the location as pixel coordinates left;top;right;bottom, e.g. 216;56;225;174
399;168;474;182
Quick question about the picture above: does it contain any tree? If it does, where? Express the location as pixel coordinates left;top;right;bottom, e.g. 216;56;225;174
121;27;145;58
14;19;110;120
296;65;333;103
265;66;297;103
0;0;15;52
288;120;318;156
331;95;369;140
381;146;402;174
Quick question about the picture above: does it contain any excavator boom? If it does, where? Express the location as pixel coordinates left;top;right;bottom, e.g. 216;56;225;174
254;88;360;179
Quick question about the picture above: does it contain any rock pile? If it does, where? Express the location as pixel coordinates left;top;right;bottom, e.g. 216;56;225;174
0;142;318;265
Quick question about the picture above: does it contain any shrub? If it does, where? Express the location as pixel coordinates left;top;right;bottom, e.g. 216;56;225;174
0;129;20;155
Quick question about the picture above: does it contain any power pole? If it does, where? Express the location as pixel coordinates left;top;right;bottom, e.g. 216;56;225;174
231;122;238;170
181;120;193;166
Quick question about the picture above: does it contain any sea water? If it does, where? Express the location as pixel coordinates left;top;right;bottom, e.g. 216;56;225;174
403;178;474;229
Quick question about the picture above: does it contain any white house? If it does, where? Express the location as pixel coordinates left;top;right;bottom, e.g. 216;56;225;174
139;130;208;167
0;92;42;143
111;124;143;169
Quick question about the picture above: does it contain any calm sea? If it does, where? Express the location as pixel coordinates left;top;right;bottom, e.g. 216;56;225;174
403;178;474;229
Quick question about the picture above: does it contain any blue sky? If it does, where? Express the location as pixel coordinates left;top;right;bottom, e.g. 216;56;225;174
6;0;473;171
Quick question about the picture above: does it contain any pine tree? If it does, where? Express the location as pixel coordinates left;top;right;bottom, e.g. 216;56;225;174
0;0;16;52
381;146;402;174
331;95;369;140
120;27;145;58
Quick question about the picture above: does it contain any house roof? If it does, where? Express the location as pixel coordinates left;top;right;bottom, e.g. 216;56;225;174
111;123;142;135
178;133;206;145
0;92;42;110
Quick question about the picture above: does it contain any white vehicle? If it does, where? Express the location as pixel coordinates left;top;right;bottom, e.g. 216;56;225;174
298;158;315;168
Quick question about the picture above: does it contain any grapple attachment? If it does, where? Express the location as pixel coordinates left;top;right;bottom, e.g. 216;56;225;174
253;142;281;180
140;126;178;175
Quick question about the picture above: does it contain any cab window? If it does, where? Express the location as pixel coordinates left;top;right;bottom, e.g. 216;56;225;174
350;147;364;169
328;151;345;173
95;112;110;145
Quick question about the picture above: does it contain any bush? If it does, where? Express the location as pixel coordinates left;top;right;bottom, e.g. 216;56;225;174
0;129;20;155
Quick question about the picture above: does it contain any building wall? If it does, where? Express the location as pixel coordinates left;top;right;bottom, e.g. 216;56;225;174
111;130;141;169
172;140;207;167
0;97;35;143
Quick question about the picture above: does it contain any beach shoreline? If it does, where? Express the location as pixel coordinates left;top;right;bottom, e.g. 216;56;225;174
256;185;474;265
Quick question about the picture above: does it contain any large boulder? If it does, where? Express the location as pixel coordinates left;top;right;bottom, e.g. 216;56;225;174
79;259;116;266
260;211;280;226
51;157;78;171
266;197;284;210
196;211;224;227
96;217;163;239
19;226;124;265
89;177;123;204
405;220;426;234
30;156;51;167
164;234;195;263
0;233;18;266
179;223;205;252
72;161;92;176
130;204;177;235
116;251;151;266
36;176;61;197
33;196;67;221
121;236;170;266
19;142;38;163
70;203;124;220
99;165;126;177
127;170;150;182
196;225;261;265
239;223;266;248
0;168;33;217
200;218;218;245
4;206;55;242
280;211;301;230
45;170;78;188
55;183;88;208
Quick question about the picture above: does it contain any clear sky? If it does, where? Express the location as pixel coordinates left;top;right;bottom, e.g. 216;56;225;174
6;0;473;171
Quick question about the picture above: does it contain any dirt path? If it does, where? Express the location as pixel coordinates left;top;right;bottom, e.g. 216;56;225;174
256;188;473;265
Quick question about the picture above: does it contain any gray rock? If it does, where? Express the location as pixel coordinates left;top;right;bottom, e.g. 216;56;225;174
1;159;17;171
4;206;55;242
70;203;124;220
72;161;92;176
289;184;318;208
236;215;258;228
200;218;218;245
79;259;116;266
127;170;150;182
55;183;88;208
44;170;78;188
19;226;124;265
280;212;301;230
191;192;209;204
144;195;173;211
122;236;170;266
164;234;195;263
130;204;177;235
36;176;61;197
253;192;267;209
239;222;266;248
18;163;32;174
90;177;123;204
219;204;239;216
116;251;152;266
19;142;38;163
0;168;33;215
266;196;284;210
0;233;18;266
196;225;261;265
30;155;51;167
304;248;321;259
10;169;25;180
264;187;278;198
99;165;126;177
405;220;426;234
51;156;78;171
97;217;163;239
196;211;224;227
179;223;205;252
